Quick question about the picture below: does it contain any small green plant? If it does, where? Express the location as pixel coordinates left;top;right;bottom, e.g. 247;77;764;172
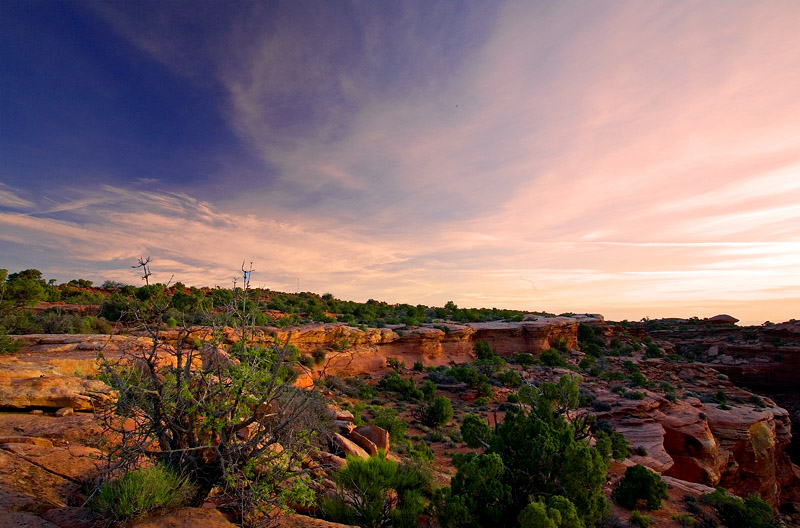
413;360;424;372
312;347;327;365
630;509;652;527
540;348;567;367
91;464;196;519
322;452;428;528
420;396;453;428
612;464;667;511
387;357;406;372
672;513;696;527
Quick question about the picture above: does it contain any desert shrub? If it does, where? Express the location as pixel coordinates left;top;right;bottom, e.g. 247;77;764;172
579;355;597;371
437;376;608;528
420;396;453;428
629;509;652;527
611;432;631;461
421;379;437;400
321;452;428;528
312;347;327;364
99;281;326;518
644;343;663;358
498;369;522;388
701;487;776;528
612;464;667;511
634;446;648;456
540;349;567;367
359;383;377;400
514;353;536;368
593;400;612;412
474;340;496;360
477;382;494;398
371;406;408;443
378;372;423;400
387;357;405;371
460;413;492;448
298;354;314;368
409;441;435;462
413;360;424;372
518;495;582;528
90;464;196;520
749;394;766;408
672;513;696;527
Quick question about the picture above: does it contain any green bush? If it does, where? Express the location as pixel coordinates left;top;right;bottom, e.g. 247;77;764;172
413;360;424;372
460;414;492;448
437;376;608;528
475;340;496;360
421;396;453;428
701;487;776;528
90;464;196;519
540;349;567;367
378;372;424;400
629;509;652;527
612;464;667;511
322;452;428;528
498;369;522;388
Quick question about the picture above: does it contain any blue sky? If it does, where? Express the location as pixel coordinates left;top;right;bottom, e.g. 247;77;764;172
2;1;799;324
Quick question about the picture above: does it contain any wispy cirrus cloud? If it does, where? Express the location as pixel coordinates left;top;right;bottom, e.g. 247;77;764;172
3;1;799;325
0;183;34;210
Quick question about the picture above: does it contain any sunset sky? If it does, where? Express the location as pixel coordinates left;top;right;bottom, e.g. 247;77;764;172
2;1;799;324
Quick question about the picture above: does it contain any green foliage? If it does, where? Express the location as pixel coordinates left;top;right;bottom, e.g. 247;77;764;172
475;340;496;360
701;487;777;528
610;432;631;461
90;464;196;520
413;360;424;372
312;347;327;364
420;396;453;428
387;357;406;371
460;413;492;448
438;376;608;528
612;464;667;511
100;285;328;514
408;441;435;462
514;353;536;368
629;509;652;527
437;453;511;528
498;369;522;388
378;372;423;400
371;406;408;443
518;496;584;528
421;379;437;400
322;452;428;528
540;349;567;367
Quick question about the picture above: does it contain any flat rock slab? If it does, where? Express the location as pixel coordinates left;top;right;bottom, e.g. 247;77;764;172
1;443;104;483
0;413;105;446
130;507;238;528
0;375;112;411
0;511;60;528
0;450;76;508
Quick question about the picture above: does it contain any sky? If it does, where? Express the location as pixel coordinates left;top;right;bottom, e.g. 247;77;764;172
1;0;799;325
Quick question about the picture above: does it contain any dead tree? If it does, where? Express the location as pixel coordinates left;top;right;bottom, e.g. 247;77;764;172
132;256;152;285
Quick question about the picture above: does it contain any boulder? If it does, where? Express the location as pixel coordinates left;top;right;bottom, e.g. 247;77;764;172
330;433;369;459
347;430;378;456
354;424;390;452
326;405;354;422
